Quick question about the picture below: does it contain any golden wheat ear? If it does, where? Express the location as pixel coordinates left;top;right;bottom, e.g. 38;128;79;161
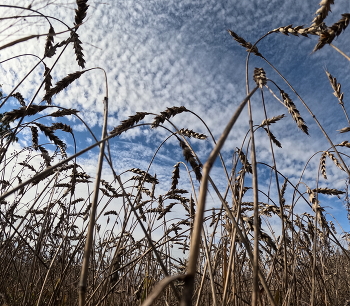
280;90;309;135
313;14;350;52
311;0;335;28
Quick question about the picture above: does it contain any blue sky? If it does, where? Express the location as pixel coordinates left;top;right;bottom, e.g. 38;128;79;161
1;0;350;238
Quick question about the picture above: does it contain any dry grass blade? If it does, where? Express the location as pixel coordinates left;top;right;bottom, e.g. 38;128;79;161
260;114;285;127
263;127;282;148
325;70;344;105
314;14;350;52
320;152;327;179
312;187;345;196
44;25;55;57
42;71;86;102
311;0;335;27
280;90;309;134
71;32;85;69
227;29;262;57
178;128;207;139
151;106;188;128
110;112;148;135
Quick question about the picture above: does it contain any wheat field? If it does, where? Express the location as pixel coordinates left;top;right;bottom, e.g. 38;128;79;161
0;1;349;306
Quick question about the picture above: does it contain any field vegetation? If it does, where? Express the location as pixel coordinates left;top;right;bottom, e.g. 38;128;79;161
0;1;349;306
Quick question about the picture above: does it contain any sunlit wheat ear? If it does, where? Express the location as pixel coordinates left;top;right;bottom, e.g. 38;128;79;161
338;140;350;148
263;128;282;148
339;127;350;133
70;32;85;69
227;30;262;57
11;92;25;106
320;152;328;179
312;187;345;196
151;106;189;128
42;71;86;103
50;108;79;117
171;162;180;190
280;90;309;135
43;65;53;105
178;128;207;139
178;140;202;181
311;0;334;27
260;114;285;127
110;112;149;135
1;105;48;124
325;151;345;171
271;25;318;37
236;148;252;173
325;70;344;105
313;14;350;52
44;25;55;57
253;67;267;88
